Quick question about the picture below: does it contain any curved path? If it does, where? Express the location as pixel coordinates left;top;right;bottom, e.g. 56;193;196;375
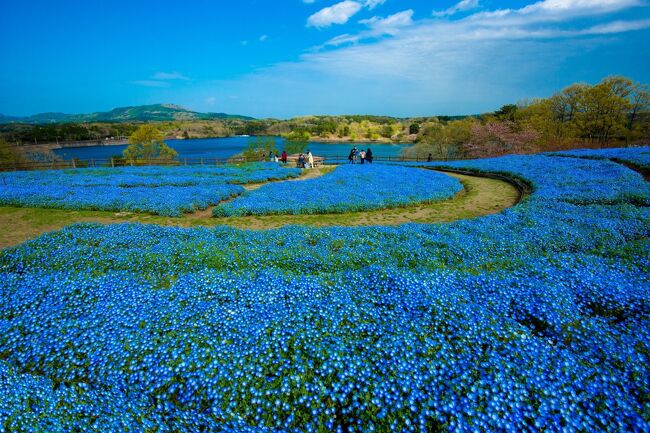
0;169;521;248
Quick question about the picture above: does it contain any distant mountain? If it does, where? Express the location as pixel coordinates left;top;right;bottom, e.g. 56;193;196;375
0;104;254;124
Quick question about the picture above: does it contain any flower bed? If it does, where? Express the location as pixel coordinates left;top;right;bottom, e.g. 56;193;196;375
1;155;649;432
0;163;300;217
213;164;463;216
546;146;650;169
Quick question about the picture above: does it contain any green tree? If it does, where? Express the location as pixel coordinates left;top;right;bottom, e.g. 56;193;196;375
123;125;178;164
381;125;394;139
285;131;309;155
242;137;278;161
574;77;631;145
495;104;518;121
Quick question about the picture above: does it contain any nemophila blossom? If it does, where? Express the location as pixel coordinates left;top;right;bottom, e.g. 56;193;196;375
547;146;650;169
0;151;649;432
214;164;463;216
0;163;300;217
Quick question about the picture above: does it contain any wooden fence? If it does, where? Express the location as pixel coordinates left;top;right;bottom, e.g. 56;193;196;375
0;155;470;172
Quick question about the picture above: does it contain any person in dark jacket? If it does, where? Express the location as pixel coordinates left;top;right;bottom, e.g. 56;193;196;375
366;148;373;163
427;153;433;162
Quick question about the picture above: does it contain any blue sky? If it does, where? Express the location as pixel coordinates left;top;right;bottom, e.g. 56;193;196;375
1;0;649;118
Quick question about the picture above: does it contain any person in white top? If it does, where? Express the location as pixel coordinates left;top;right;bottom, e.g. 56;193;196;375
307;150;314;169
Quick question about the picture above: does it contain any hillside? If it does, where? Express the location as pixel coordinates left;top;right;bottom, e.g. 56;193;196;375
0;104;254;124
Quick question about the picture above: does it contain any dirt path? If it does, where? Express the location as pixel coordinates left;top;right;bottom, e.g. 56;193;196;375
0;171;521;249
184;166;335;219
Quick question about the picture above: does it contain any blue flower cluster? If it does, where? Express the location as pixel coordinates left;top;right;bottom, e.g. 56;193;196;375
1;153;649;432
0;163;300;217
409;154;650;206
546;146;650;169
213;164;463;216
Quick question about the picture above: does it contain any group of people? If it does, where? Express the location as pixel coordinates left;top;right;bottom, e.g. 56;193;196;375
297;150;314;168
269;145;376;167
348;146;373;164
268;150;314;168
269;150;288;164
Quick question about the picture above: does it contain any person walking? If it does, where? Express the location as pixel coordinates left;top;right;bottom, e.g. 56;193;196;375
352;146;358;164
281;150;287;164
427;153;433;162
307;150;314;169
359;149;366;164
348;148;355;164
298;153;305;168
366;148;373;163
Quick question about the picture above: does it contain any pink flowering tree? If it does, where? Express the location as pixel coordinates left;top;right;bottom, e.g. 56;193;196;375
463;121;540;158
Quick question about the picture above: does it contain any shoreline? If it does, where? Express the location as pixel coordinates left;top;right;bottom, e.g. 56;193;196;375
19;135;415;152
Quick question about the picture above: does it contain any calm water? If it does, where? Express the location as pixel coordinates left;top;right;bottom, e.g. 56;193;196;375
53;136;412;161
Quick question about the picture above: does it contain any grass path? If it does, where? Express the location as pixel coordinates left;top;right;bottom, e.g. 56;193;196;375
0;171;520;249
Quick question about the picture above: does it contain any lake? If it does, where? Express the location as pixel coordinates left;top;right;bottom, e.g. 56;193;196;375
53;136;412;161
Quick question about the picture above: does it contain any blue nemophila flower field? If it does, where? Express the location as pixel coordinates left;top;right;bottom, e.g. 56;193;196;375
1;150;649;432
546;146;650;169
213;164;463;216
0;163;300;217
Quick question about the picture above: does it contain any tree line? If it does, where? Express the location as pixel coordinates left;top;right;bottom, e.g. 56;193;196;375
406;76;649;159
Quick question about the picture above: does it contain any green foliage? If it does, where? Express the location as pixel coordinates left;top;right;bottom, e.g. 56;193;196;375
237;120;269;136
0;138;26;166
517;76;649;148
123;125;178;163
405;118;474;159
381;125;394;138
242;137;278;161
285;131;309;155
495;104;518;122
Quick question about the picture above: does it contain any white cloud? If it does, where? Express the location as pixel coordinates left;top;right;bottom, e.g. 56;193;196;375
303;0;316;3
193;0;649;117
360;9;414;33
520;0;642;14
152;71;189;81
470;0;645;26
205;96;217;105
259;34;269;42
364;0;386;10
307;1;363;28
577;18;650;34
324;9;413;45
433;0;480;17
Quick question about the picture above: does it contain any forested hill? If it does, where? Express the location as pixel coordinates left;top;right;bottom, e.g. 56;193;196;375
0;104;254;124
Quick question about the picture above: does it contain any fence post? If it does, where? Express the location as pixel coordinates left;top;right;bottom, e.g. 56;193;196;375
72;159;76;169
111;157;115;168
